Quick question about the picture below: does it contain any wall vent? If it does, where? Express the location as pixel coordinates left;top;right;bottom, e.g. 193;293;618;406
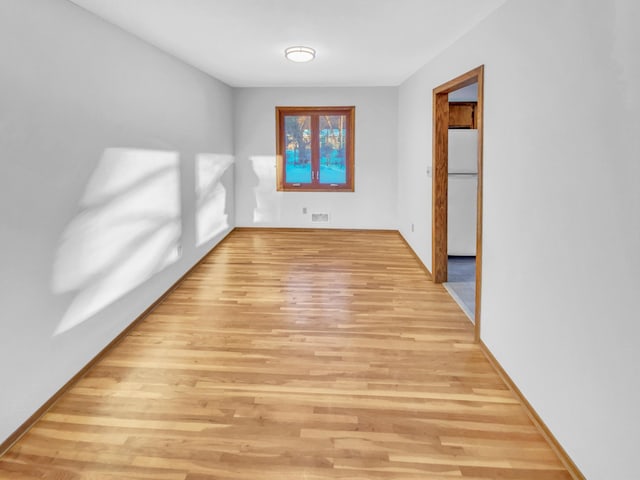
311;213;329;223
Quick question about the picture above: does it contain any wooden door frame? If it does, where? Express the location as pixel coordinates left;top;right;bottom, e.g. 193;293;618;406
432;65;484;342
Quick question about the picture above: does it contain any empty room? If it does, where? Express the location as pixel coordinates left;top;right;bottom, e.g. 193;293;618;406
1;1;638;479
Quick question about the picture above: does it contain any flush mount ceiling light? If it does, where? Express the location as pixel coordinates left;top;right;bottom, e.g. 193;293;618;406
284;46;316;63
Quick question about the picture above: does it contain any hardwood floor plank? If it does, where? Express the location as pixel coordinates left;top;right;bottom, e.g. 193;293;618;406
0;229;571;479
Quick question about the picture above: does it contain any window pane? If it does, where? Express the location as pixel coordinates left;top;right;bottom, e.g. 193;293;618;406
318;115;347;185
276;106;354;192
284;115;312;184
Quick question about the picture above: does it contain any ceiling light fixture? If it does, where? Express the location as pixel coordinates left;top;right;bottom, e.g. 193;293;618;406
284;46;316;63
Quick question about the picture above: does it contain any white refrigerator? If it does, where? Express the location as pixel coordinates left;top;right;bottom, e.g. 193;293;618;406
448;130;478;256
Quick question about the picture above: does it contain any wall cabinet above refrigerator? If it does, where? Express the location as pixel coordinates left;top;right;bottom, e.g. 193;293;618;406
449;102;476;129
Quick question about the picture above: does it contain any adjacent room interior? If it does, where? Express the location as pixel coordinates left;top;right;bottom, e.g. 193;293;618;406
444;82;479;320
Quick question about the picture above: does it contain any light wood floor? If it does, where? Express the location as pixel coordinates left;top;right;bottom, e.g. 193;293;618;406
0;229;571;479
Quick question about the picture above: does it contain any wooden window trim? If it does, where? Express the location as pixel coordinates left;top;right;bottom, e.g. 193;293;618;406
276;106;355;192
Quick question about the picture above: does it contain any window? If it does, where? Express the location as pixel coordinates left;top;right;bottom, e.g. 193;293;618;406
276;106;355;192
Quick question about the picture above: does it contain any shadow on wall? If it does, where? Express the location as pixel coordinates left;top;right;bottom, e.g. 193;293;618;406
196;153;234;246
51;148;181;336
251;155;281;223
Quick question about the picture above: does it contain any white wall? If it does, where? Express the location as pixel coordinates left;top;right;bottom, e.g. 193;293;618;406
234;88;397;229
397;1;640;478
448;83;478;102
0;0;234;443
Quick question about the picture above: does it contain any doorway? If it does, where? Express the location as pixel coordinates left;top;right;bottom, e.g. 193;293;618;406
432;66;484;342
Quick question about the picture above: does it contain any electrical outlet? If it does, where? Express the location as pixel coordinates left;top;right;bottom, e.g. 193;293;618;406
302;207;307;214
411;223;415;232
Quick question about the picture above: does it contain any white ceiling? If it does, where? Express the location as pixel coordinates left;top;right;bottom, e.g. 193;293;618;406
68;0;507;87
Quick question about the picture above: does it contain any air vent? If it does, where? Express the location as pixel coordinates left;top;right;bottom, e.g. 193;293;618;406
311;213;329;223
